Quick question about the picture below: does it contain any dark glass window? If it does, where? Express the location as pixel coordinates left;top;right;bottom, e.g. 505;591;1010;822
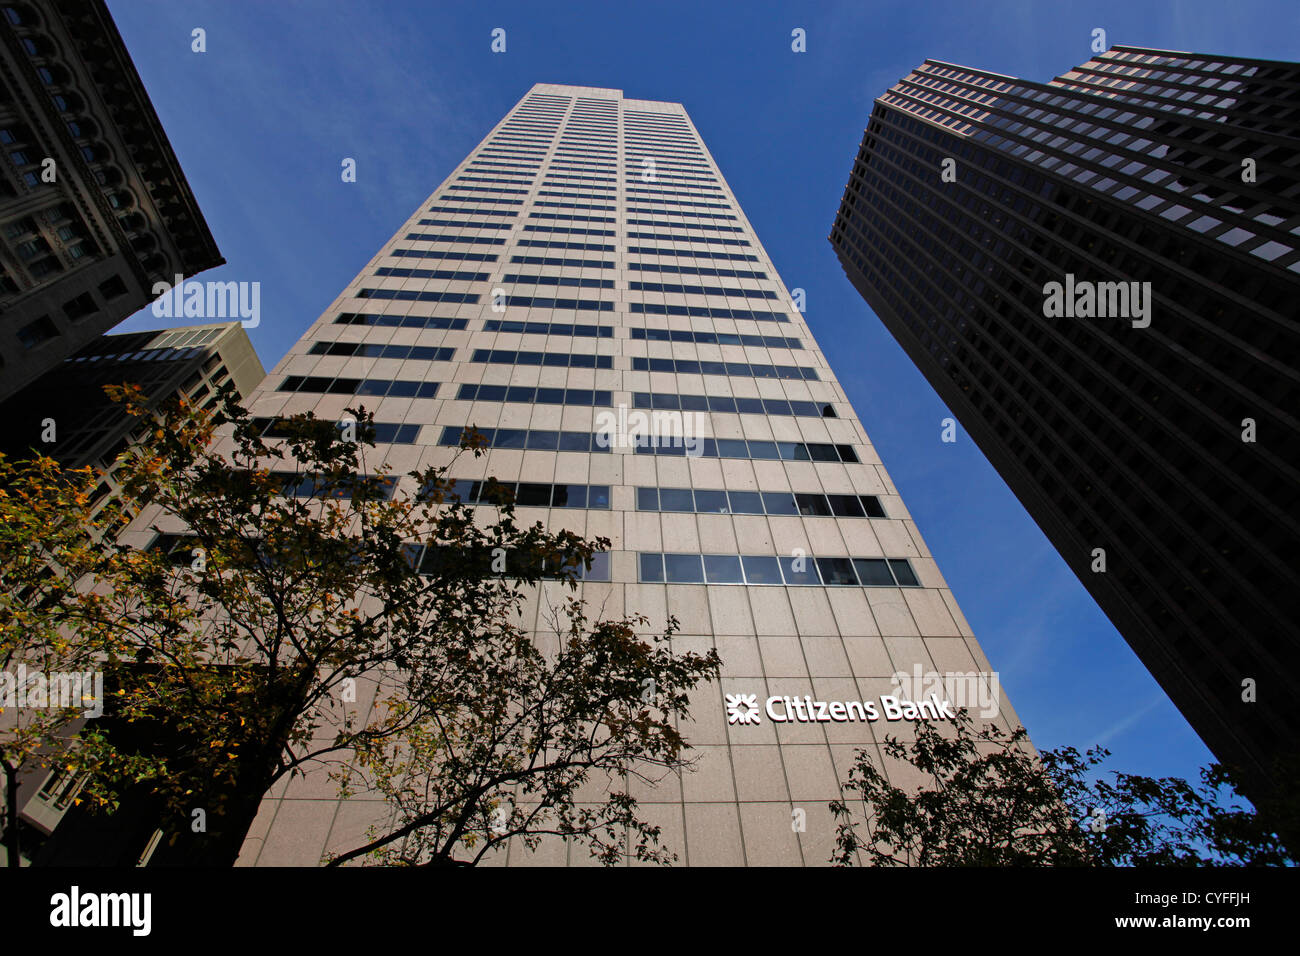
637;487;659;511
762;492;799;516
827;494;866;518
515;483;551;507
693;490;729;513
703;555;744;584
889;559;920;587
663;553;703;583
659;488;694;512
727;491;764;514
795;493;832;517
741;555;782;584
860;495;887;518
853;558;894;586
816;557;858;586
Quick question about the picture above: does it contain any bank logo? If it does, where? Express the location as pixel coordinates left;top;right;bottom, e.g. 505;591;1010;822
725;693;762;725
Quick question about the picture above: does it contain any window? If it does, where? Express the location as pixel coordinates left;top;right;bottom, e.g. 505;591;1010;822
62;292;97;321
18;314;57;349
663;553;704;583
853;558;895;586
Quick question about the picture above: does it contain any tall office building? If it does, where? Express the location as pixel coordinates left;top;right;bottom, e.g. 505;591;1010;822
830;47;1299;802
119;83;1020;866
0;0;224;401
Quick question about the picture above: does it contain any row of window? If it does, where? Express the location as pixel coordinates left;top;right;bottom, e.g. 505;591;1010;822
308;342;455;361
633;436;860;463
637;487;886;518
333;312;468;330
637;552;920;587
413;545;611;582
391;249;499;262
455;384;611;406
251;417;422;444
631;357;818;380
470;348;613;368
279;376;441;399
373;267;490;281
434;426;861;464
446;479;611;510
630;328;803;349
630;303;788;322
356;289;479;303
502;274;613;288
632;392;831;418
482;319;613;338
630;281;778;300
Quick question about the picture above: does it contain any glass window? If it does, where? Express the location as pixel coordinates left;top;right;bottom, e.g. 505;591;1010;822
827;494;866;517
716;439;748;458
515;483;551;507
526;430;559;450
777;442;810;461
703;554;744;584
551;484;585;508
663;553;704;583
581;551;611;581
727;491;764;514
639;552;664;583
693;489;728;513
741;555;782;584
889;559;920;587
495;429;526;449
587;485;610;509
854;558;895;586
762;492;799;516
637;487;659;510
748;441;779;460
860;495;887;518
816;557;858;586
659;488;694;512
795;493;832;517
779;556;819;586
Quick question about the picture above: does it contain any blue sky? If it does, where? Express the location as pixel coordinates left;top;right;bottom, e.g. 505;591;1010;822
106;0;1299;791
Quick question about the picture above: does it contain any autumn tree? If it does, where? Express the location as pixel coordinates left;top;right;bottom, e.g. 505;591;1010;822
830;710;1297;866
6;386;719;866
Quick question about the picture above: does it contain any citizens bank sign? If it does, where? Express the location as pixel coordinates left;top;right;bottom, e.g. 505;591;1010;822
725;692;955;725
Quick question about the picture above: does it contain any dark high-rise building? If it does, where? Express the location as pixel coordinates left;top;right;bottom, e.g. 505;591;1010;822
0;320;264;539
0;0;223;400
830;46;1299;801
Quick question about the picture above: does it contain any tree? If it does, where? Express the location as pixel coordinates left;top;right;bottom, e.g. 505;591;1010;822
6;385;719;866
829;710;1297;866
327;599;710;866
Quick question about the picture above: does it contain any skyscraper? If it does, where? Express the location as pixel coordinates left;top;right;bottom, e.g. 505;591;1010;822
0;0;224;401
0;320;264;540
830;47;1299;803
121;83;1020;866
